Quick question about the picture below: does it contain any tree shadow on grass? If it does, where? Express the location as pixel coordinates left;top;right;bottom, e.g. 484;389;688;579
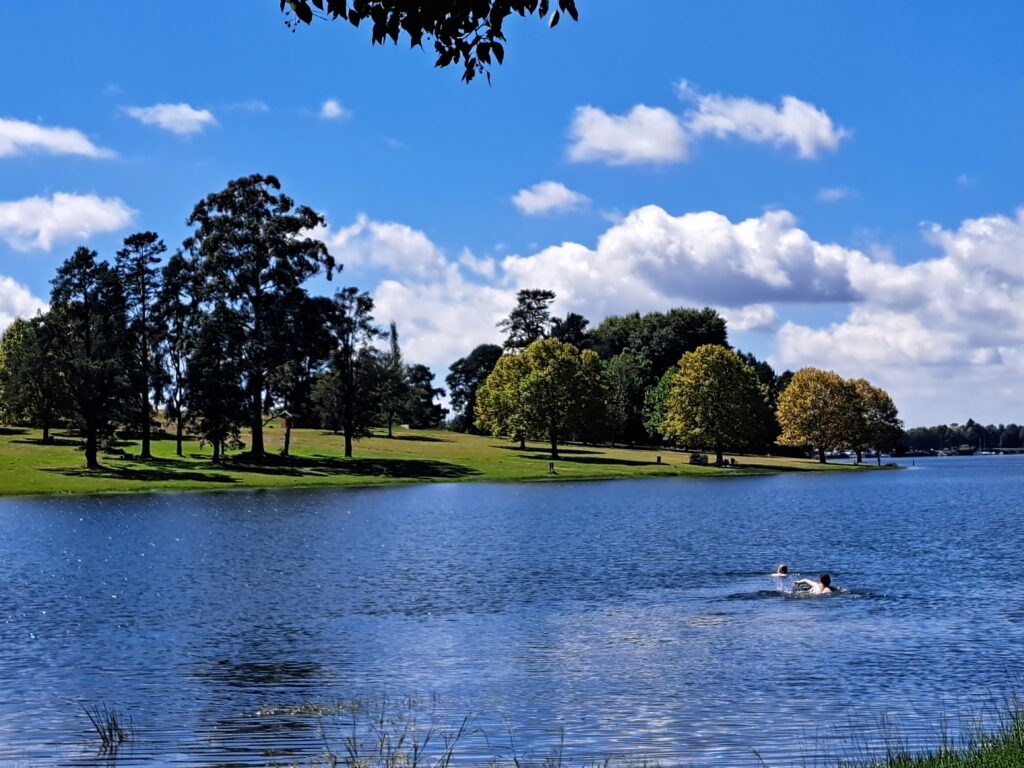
519;454;659;467
42;464;237;485
0;427;28;436
224;454;479;480
496;445;600;455
14;436;82;447
381;433;453;443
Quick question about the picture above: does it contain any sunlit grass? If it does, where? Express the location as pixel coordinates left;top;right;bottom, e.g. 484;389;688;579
0;424;883;497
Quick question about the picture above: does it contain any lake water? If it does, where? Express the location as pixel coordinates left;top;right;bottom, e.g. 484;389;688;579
1;456;1023;767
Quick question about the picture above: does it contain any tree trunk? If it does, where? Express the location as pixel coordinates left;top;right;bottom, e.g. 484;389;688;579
818;447;827;464
283;422;292;457
716;446;724;466
42;412;50;444
550;430;559;460
518;435;526;450
387;414;393;438
141;392;152;460
877;453;882;466
212;438;221;464
855;449;863;464
250;375;264;460
344;429;353;458
85;420;99;469
175;410;184;457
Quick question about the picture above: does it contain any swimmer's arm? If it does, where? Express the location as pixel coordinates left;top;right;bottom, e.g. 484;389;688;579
793;579;815;588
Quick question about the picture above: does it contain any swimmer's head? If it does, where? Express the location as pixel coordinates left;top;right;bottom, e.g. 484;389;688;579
820;574;831;587
777;564;788;575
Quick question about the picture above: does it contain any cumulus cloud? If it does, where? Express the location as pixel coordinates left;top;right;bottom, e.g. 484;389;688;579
568;83;847;166
512;181;590;215
322;206;864;379
721;303;778;332
0;117;114;159
681;82;850;159
316;204;1024;422
567;105;688;165
0;193;135;251
775;208;1024;423
0;276;47;333
123;103;216;135
320;99;351;120
316;214;447;279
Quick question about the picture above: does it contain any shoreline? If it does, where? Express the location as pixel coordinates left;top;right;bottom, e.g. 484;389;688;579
0;426;893;500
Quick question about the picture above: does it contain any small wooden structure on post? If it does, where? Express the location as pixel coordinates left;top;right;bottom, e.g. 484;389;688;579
279;410;296;457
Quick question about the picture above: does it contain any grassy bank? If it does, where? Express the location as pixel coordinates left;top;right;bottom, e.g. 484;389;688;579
0;425;882;497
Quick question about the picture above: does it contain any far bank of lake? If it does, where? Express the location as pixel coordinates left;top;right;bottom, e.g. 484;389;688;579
0;426;882;497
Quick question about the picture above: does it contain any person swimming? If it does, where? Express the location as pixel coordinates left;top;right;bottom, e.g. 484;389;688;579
771;564;789;577
794;573;835;595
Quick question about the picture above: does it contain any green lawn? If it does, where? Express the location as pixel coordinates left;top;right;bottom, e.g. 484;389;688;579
0;425;881;497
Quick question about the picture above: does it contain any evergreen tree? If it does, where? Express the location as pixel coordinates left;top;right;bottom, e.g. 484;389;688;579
186;174;336;461
115;231;167;459
498;288;555;351
49;247;128;469
446;343;502;433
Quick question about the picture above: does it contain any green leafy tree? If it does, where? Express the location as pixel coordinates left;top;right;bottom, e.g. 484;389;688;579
376;321;411;437
157;251;200;457
312;347;382;451
49;247;129;469
498;288;555;351
282;0;579;83
848;378;903;464
550;312;591;349
185;307;248;464
267;295;337;456
115;231;167;459
0;316;71;440
405;363;447;428
475;352;530;448
662;344;765;466
319;287;379;457
446;343;502;432
477;338;594;458
574;348;608;444
776;367;860;463
604;349;653;445
186;173;336;461
590;307;728;377
642;365;676;441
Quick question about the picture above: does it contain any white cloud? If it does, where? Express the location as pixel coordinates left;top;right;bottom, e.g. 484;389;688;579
319;204;1024;423
568;105;688;165
568;83;847;166
682;83;850;159
721;303;778;332
0;276;47;334
0;193;135;251
123;103;216;135
817;186;855;203
329;206;862;379
316;214;447;279
512;181;590;215
320;99;351;120
231;99;270;112
775;208;1024;423
0;117;114;159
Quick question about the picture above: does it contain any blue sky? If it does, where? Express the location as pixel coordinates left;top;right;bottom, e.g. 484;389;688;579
3;2;1024;425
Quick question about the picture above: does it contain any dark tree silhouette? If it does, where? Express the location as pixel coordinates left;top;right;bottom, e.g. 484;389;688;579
115;231;167;460
498;288;555;351
281;0;579;82
50;248;128;469
446;343;502;432
157;251;200;457
186;174;336;461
